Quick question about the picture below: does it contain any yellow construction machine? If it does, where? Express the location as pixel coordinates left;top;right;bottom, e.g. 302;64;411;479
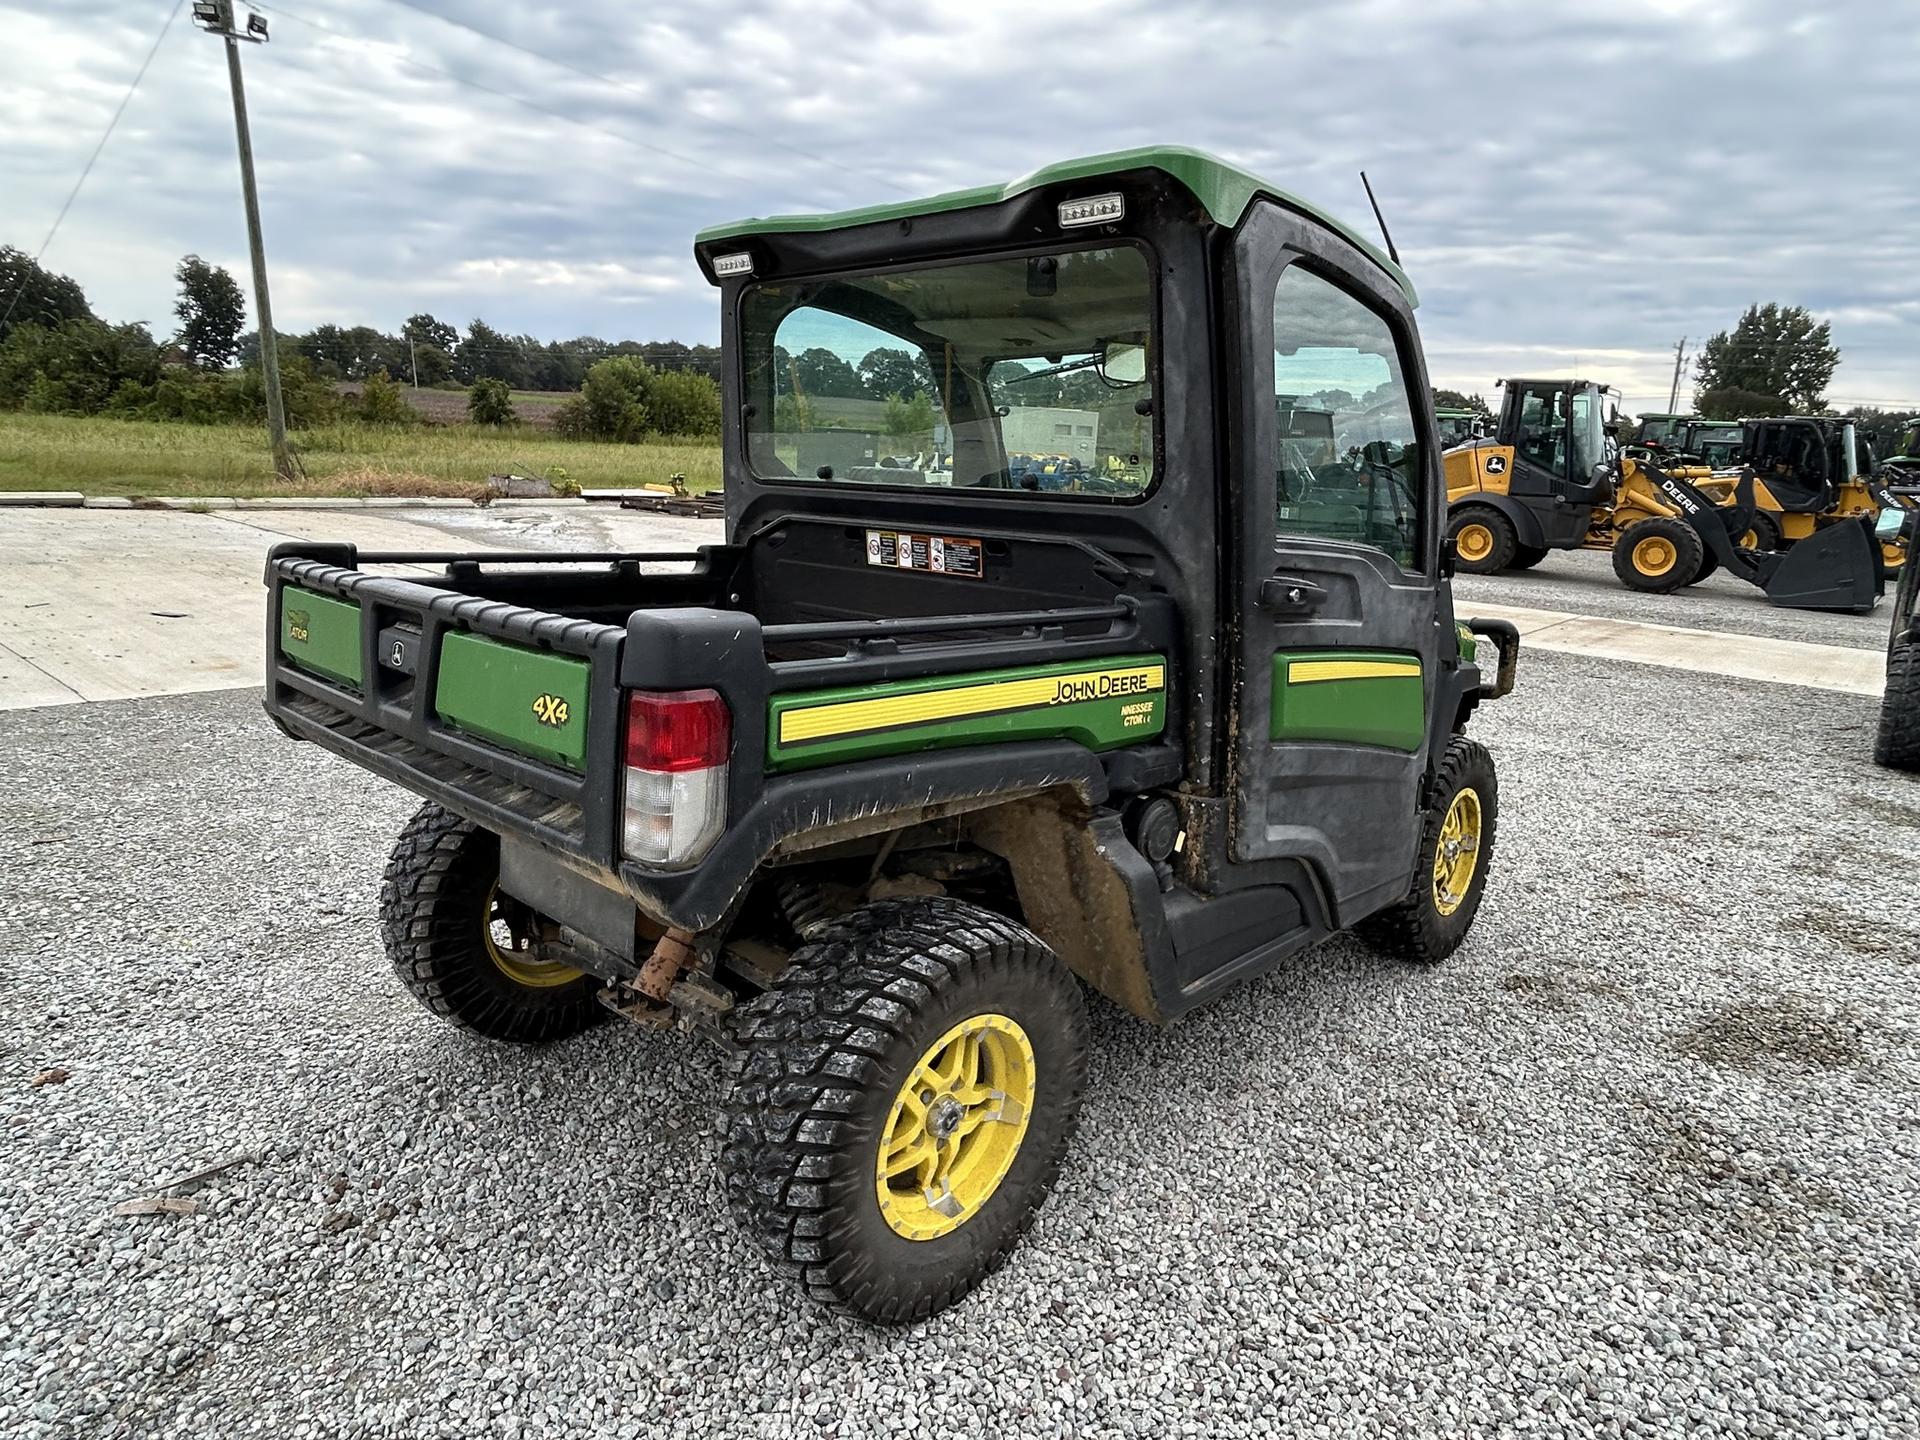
1444;378;1887;612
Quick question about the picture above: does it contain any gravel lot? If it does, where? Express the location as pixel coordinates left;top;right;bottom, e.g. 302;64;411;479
3;656;1916;1438
1453;547;1893;652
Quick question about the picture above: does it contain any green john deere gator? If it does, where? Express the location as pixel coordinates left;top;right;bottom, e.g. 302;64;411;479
263;146;1519;1323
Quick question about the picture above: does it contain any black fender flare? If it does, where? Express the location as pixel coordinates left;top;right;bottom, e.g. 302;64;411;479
1448;492;1547;550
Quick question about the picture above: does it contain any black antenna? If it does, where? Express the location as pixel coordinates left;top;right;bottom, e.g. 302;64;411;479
1359;171;1401;267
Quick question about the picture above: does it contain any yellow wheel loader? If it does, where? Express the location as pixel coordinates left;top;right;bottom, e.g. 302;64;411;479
1444;378;1886;612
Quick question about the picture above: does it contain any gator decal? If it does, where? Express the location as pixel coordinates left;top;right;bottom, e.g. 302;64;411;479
1272;650;1423;751
768;654;1167;773
279;587;363;689
435;633;589;771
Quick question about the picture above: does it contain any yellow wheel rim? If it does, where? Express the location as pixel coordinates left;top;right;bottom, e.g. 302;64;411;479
1432;787;1483;918
1632;534;1678;578
482;884;582;988
1456;522;1494;563
875;1014;1036;1242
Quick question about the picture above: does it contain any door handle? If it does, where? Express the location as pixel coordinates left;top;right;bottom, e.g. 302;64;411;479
1258;575;1328;614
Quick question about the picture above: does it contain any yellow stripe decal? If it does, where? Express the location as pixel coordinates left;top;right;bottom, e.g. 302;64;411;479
778;664;1166;745
1287;658;1421;685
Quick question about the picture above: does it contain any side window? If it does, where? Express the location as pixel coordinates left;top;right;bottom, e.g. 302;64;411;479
1271;266;1421;567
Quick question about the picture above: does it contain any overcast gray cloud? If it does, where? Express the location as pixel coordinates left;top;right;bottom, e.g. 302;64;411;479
3;0;1916;412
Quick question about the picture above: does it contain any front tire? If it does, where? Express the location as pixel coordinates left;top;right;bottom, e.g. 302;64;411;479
1612;517;1703;594
379;802;605;1042
718;897;1089;1324
1875;640;1920;772
1509;543;1551;571
1449;505;1517;574
1358;736;1498;964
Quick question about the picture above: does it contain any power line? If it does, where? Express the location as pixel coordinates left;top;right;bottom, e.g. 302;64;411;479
379;0;908;196
0;0;185;334
250;0;807;204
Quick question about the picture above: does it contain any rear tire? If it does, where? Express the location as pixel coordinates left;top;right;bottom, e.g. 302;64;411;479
1449;506;1517;574
1875;640;1920;772
379;802;605;1043
1742;510;1783;554
1509;543;1551;571
718;897;1089;1324
1612;517;1703;594
1358;736;1498;965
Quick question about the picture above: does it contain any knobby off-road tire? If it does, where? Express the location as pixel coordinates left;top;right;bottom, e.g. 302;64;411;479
718;897;1090;1324
1449;505;1518;574
1612;516;1703;594
1509;543;1552;571
1875;640;1920;772
1358;736;1498;965
379;801;604;1042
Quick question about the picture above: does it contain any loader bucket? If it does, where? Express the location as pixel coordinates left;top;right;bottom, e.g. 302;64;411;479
1756;518;1883;613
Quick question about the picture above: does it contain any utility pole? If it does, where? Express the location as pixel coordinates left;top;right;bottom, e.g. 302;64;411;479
409;337;419;390
192;1;292;480
1666;337;1688;415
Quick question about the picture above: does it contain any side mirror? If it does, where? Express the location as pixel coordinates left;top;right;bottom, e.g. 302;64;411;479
1099;341;1147;385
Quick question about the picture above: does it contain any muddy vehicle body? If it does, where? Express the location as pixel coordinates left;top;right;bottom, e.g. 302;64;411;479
264;147;1517;1321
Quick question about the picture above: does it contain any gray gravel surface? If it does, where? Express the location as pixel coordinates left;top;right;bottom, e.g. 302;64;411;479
3;659;1917;1438
1454;546;1892;651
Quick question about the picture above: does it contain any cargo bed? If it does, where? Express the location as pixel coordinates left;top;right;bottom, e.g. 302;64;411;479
264;528;1180;930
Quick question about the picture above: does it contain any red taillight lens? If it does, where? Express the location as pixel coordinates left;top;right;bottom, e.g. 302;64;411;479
624;689;730;772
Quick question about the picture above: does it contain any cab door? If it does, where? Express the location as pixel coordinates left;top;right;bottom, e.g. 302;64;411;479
1225;202;1447;925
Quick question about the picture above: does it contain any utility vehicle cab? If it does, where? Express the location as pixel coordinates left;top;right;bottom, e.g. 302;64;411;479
263;147;1516;1324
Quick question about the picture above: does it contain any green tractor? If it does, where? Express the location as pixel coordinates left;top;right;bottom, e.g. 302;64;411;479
263;147;1517;1322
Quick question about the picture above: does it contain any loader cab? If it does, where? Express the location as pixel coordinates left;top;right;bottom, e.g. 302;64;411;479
1497;379;1611;500
1741;417;1849;513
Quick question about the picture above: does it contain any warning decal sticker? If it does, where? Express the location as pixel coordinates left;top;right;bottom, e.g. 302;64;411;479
865;529;985;579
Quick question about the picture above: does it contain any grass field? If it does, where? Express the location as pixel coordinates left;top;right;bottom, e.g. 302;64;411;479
0;413;722;499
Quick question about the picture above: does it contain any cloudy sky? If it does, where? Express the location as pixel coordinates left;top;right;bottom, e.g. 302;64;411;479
4;0;1916;414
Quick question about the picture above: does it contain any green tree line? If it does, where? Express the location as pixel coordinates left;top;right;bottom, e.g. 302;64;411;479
0;246;723;441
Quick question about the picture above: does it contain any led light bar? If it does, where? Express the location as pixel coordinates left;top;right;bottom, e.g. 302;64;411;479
1058;193;1125;229
711;252;754;278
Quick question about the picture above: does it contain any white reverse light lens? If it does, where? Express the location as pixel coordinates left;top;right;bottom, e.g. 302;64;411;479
1058;193;1125;229
711;252;754;278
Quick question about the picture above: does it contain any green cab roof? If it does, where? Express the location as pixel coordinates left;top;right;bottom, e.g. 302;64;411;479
694;145;1416;307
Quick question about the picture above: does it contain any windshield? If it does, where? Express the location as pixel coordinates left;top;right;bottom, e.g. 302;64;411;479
740;246;1154;498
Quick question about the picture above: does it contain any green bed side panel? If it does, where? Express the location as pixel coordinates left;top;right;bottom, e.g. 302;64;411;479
1271;650;1425;752
279;587;363;689
767;653;1168;773
435;633;590;772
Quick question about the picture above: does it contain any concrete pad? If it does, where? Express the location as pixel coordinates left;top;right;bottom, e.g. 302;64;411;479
0;491;84;507
0;509;526;711
1464;601;1886;697
0;640;83;707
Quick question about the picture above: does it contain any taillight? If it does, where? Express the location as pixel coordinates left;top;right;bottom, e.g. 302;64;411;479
622;689;730;868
